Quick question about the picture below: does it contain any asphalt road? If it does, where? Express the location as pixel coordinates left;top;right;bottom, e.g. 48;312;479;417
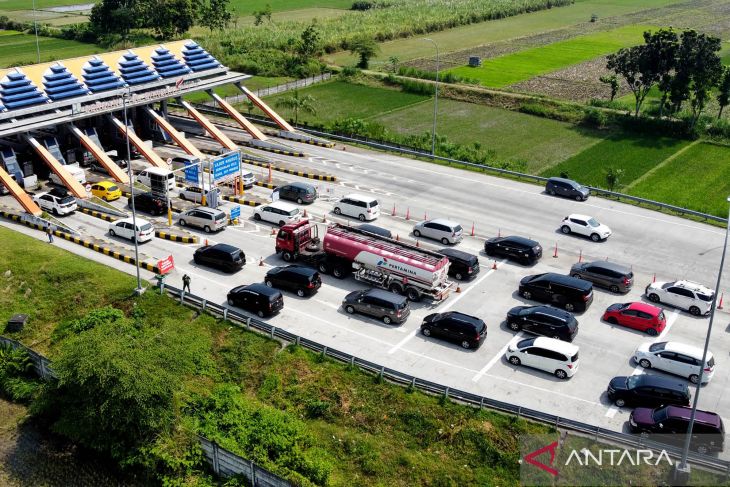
4;123;730;460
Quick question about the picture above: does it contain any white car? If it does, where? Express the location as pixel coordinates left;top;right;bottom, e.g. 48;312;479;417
333;194;380;221
253;201;301;226
179;185;220;204
413;218;463;245
33;190;77;216
108;217;154;243
560;214;611;241
634;341;715;384
645;280;714;316
505;336;579;379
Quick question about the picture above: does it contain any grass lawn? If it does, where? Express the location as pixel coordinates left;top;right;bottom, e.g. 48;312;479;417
251;80;430;124
325;0;684;67
374;98;603;172
448;24;653;88
0;0;88;10
229;0;351;15
628;142;730;218
539;134;689;188
0;31;100;68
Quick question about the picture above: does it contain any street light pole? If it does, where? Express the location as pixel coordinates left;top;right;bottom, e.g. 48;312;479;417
123;89;144;295
423;38;439;157
674;195;730;483
31;0;40;63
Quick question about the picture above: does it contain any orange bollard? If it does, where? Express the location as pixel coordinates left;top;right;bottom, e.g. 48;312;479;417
553;242;558;258
719;292;724;310
205;238;209;246
456;285;462;293
471;222;475;237
406;208;410;220
392;204;396;216
268;163;273;184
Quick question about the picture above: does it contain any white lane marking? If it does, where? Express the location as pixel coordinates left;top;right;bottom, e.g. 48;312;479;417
387;260;507;354
604;309;680;417
485;373;604;407
472;332;524;382
313;298;340;311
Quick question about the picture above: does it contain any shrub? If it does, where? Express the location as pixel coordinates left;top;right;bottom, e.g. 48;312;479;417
53;306;125;340
582;108;607;128
351;1;375;10
0;343;40;402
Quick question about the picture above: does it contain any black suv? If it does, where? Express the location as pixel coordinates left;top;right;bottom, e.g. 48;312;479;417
130;192;167;215
265;265;322;297
607;375;691;408
343;288;409;324
519;273;594;312
420;312;487;350
545;177;590;201
227;283;284;318
439;248;480;281
506;305;578;341
358;223;392;239
629;405;725;454
277;182;317;204
484;236;542;265
194;243;245;272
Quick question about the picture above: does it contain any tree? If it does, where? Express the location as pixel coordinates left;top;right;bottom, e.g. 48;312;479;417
90;0;138;36
717;66;730;119
253;3;272;25
275;90;316;125
243;99;255;116
148;0;198;39
642;28;678;117
296;22;322;59
606;45;659;116
684;31;722;126
198;0;232;33
349;35;379;70
387;55;400;74
599;74;619;101
605;167;624;192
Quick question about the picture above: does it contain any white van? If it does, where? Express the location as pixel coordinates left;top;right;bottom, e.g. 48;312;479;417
108;217;154;243
333;194;380;221
50;164;86;186
253;201;301;226
505;336;580;379
634;341;715;384
137;167;175;192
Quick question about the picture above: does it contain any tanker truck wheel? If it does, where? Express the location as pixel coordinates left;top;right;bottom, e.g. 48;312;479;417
406;287;422;302
282;251;293;262
389;283;403;295
317;261;330;274
332;265;346;279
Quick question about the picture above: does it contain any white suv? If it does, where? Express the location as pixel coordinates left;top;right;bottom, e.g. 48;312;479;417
505;336;580;379
33;190;77;216
634;341;715;384
560;214;611;241
645;280;714;316
253;201;301;226
108;217;154;243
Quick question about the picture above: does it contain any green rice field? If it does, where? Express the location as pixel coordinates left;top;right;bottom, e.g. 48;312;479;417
0;31;101;68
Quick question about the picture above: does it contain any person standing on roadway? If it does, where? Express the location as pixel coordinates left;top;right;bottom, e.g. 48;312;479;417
182;273;191;293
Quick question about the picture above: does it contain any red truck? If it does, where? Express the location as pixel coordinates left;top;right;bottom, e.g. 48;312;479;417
275;219;453;302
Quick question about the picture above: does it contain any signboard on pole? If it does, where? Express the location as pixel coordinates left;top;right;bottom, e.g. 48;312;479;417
158;255;175;275
213;151;240;182
230;206;241;221
184;160;199;183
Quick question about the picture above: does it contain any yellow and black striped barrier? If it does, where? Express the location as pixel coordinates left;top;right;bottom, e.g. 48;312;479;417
222;195;260;207
79;207;118;222
298;138;336;148
242;159;336;182
155;231;198;243
255;181;277;190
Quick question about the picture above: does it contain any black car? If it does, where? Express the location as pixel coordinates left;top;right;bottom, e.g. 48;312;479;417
439;248;480;281
194;243;245;272
227;283;284;318
277;182;317;204
518;273;594;312
130;192;167;216
420;312;487;350
545;177;590;201
265;265;321;297
607;375;691;408
506;305;578;342
484;236;542;265
357;223;392;239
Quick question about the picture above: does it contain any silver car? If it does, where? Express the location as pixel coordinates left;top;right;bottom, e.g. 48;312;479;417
569;261;633;293
413;218;463;245
178;206;227;233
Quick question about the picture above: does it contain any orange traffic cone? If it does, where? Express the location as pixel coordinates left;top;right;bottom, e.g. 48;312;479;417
578;250;583;263
392;204;396;217
270;227;277;235
456;285;462;293
492;260;497;270
719;292;724;310
652;273;656;283
205;239;209;246
471;222;475;237
406;208;410;220
259;257;264;266
396;234;400;241
553;242;558;258
416;240;420;247
323;213;327;223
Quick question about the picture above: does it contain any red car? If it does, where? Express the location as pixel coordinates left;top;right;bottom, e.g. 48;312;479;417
603;302;666;336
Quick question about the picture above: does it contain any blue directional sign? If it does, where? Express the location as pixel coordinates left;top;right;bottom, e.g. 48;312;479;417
230;206;241;221
184;161;199;183
213;151;240;181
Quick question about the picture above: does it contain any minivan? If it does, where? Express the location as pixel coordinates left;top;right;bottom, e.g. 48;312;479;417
178;206;227;233
130;192;167;216
413;219;463;245
137;167;175;192
343;288;409;325
545;177;590;201
438;248;480;281
179;185;221;204
277;182;317;204
420;312;487;349
484;235;542;265
357;223;392;239
265;265;322;297
254;201;301;226
570;261;633;293
506;305;578;342
630;405;725;454
227;283;284;318
505;336;580;379
634;341;715;384
518;273;594;312
607;374;691;408
194;243;245;272
334;194;380;221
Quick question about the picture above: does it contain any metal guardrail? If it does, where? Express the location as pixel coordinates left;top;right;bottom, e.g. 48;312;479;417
188;103;726;225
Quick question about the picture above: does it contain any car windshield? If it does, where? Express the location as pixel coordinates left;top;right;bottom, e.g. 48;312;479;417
708;356;716;368
652;407;669;423
587;218;600;227
517;338;536;348
626;375;641;389
649;342;667;352
140;223;153;231
454;225;463;232
108;185;119;192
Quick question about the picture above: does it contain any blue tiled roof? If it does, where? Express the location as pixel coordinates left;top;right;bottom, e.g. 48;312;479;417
181;42;220;72
151;47;191;78
118;52;159;85
82;58;126;93
0;71;48;110
42;64;89;101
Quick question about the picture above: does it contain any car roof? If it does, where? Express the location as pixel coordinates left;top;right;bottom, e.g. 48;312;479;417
207;243;241;254
357;224;391;237
343;193;378;202
528;305;573;320
664;406;722;426
441;311;484;326
426;218;459;226
286;181;315;190
363;288;408;303
273;265;316;276
438;248;478;262
97;180;117;188
142;167;172;175
532;336;579;354
188;206;219;214
548;177;580;185
532;273;593;291
491;235;539;247
566;213;593;220
116;217;151;225
662;341;709;358
265;201;299;211
634;374;688;391
626;302;661;315
582;260;631;273
244;283;282;296
671;280;714;295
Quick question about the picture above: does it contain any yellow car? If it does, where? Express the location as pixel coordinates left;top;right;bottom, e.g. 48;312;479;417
91;181;122;201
